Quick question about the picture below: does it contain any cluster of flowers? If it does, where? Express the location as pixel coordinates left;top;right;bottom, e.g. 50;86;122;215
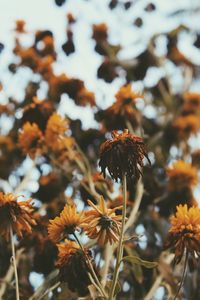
1;3;200;299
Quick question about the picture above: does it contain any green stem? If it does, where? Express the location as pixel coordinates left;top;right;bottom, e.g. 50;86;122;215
109;174;127;300
10;226;20;300
73;233;107;299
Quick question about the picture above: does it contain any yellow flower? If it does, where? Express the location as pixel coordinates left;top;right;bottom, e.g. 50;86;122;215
0;192;36;240
173;115;200;140
166;204;200;263
166;160;198;191
45;113;68;151
18;122;43;158
83;196;122;245
48;204;84;243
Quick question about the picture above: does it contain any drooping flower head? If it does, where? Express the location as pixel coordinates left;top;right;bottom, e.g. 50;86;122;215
56;240;92;296
165;204;200;264
18;122;43;159
48;204;84;243
83;196;122;245
99;129;150;182
166;160;198;191
0;192;36;240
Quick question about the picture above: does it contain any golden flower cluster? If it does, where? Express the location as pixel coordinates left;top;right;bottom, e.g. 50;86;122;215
47;195;122;295
166;204;200;263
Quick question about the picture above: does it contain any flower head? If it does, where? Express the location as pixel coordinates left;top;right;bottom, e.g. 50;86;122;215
99;129;150;182
166;160;198;191
0;193;36;240
56;240;92;296
165;204;200;263
45;113;68;151
83;196;122;245
48;204;83;243
15;20;26;33
97;85;141;131
22;97;54;131
18;122;43;158
173;115;200;140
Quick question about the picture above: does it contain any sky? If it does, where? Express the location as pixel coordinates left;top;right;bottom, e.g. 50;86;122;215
1;0;200;128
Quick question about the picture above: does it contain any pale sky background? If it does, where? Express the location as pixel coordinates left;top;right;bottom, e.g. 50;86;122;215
0;0;200;129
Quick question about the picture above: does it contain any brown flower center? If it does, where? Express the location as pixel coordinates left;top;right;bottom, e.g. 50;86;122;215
98;215;114;229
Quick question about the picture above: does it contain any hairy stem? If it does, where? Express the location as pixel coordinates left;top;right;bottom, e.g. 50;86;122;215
109;174;127;300
10;226;20;300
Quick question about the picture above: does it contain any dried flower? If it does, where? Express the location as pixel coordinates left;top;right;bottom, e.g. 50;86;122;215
0;193;36;240
166;160;198;191
165;204;200;264
56;240;92;296
83;196;122;245
18;122;43;158
48;204;84;243
99;129;150;182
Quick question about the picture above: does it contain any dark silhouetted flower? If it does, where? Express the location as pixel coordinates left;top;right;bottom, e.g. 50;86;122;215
99;129;150;182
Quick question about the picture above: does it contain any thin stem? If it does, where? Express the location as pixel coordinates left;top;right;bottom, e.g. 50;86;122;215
10;226;20;300
101;243;114;287
109;174;127;300
173;251;189;300
73;233;107;299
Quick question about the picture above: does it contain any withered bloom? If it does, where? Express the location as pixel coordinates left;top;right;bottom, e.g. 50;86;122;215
165;204;200;264
99;129;150;182
56;240;92;296
0;193;36;240
18;122;43;159
48;204;84;243
83;196;122;245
